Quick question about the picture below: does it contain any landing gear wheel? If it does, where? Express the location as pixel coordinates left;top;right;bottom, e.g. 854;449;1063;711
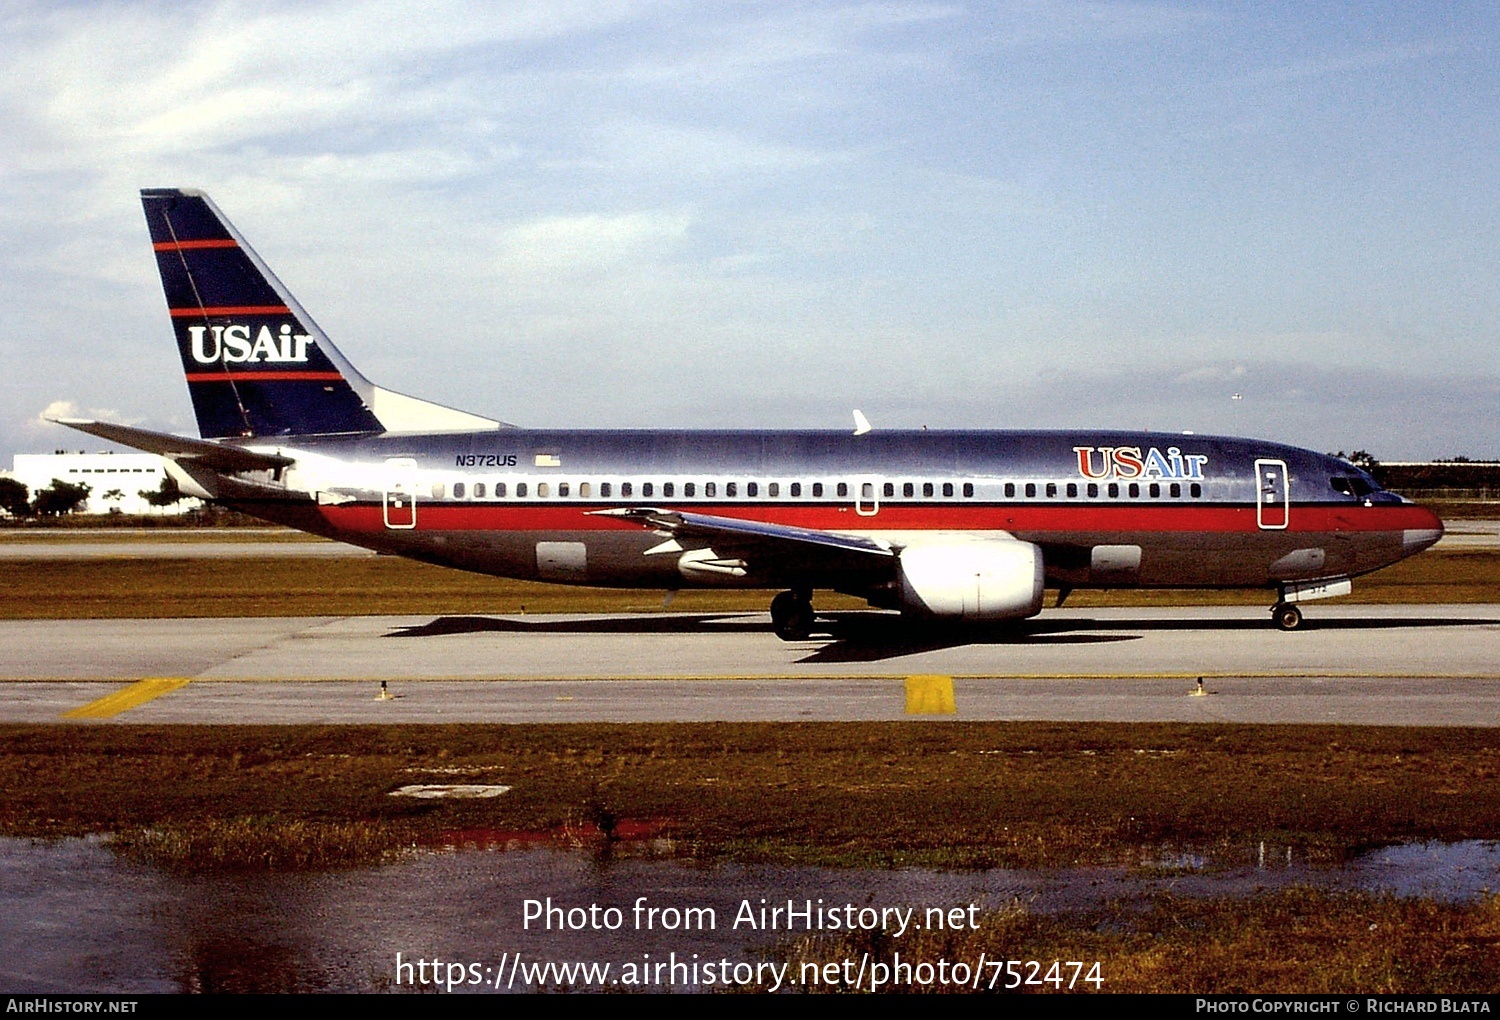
1271;603;1303;631
770;590;815;641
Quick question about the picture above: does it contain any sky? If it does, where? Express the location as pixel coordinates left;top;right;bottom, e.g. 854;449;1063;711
2;0;1497;460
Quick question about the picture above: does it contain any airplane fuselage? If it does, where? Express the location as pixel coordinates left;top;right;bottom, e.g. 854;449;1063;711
217;427;1441;597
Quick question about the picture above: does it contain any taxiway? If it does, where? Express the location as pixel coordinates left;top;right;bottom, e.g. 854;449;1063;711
1;605;1496;725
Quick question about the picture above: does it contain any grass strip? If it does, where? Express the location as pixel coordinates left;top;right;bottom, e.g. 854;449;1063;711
1;550;1497;619
4;722;1499;871
772;888;1500;993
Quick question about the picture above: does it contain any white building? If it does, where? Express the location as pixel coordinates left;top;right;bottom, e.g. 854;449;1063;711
8;452;203;515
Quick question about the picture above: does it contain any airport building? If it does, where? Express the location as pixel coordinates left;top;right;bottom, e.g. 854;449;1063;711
6;451;201;515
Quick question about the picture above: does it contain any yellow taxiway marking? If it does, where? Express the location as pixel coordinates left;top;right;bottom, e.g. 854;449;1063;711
905;675;957;715
8;672;1500;684
61;677;191;719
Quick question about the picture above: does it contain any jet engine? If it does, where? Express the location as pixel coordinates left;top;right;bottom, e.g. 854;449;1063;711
896;539;1045;620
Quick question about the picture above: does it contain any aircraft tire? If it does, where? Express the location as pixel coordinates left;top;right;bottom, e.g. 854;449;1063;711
770;590;815;641
1271;603;1303;631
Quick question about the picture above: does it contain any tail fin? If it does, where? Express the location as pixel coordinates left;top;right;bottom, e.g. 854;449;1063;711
141;188;500;438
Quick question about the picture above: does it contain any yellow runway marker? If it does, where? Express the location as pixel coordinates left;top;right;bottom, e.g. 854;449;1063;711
905;674;956;715
61;677;191;719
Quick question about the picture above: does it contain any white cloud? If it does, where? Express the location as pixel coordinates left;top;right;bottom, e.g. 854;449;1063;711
496;210;692;271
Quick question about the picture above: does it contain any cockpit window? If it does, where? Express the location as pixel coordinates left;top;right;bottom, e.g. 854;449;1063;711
1333;475;1377;497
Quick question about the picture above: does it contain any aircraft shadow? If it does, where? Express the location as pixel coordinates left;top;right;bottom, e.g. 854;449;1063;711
385;614;766;638
795;612;1500;663
384;611;1500;666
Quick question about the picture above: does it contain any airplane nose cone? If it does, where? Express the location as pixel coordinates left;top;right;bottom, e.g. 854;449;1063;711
1402;506;1444;555
1403;528;1443;555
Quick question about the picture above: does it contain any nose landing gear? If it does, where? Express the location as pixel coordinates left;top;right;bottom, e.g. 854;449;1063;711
770;589;816;641
1271;602;1303;631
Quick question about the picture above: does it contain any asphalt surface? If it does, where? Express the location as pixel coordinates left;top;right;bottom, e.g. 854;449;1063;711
2;604;1497;724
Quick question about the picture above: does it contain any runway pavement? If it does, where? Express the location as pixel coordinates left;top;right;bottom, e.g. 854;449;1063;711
1;604;1497;725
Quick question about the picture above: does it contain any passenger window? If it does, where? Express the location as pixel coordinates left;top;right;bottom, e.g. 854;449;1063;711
622;482;633;497
1190;483;1202;498
537;482;550;497
579;482;592;498
1128;483;1140;498
1066;483;1077;498
642;482;653;497
1149;483;1160;498
684;482;696;497
812;483;824;497
432;482;446;499
789;482;800;497
1005;483;1016;498
454;482;466;498
747;481;758;497
663;482;675;497
1045;483;1057;498
767;482;777;497
1169;482;1180;498
963;483;974;498
1108;483;1119;498
922;482;933;498
496;482;507;498
1025;483;1036;498
882;482;894;498
727;482;738;497
704;482;716;497
559;482;570;497
517;482;528;497
903;482;914;498
598;482;609;498
860;483;872;499
943;482;954;497
474;482;486;498
838;482;849;498
1087;483;1098;497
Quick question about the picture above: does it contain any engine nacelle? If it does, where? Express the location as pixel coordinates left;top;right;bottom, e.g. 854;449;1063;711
897;540;1045;620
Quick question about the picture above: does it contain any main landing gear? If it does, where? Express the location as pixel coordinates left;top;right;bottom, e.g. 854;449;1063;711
770;589;816;642
1270;602;1303;631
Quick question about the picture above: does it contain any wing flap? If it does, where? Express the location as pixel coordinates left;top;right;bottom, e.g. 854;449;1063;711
591;507;894;573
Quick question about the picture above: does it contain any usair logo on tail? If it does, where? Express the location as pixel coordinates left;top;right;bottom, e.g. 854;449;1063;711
188;324;314;364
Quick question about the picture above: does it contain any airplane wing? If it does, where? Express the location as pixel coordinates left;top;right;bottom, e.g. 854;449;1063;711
590;507;895;576
51;419;293;473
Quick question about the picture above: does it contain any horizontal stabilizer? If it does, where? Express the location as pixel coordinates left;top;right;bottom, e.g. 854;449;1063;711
51;419;292;472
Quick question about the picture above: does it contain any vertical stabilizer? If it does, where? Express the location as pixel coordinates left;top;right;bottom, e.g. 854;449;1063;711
142;188;501;438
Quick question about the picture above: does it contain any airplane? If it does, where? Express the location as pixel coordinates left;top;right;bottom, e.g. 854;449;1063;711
55;188;1445;640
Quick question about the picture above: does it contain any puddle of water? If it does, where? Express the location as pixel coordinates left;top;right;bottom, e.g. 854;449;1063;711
0;838;1495;993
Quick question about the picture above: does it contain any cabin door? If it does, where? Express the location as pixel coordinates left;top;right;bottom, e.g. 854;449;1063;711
1255;458;1289;530
854;477;880;517
383;457;418;529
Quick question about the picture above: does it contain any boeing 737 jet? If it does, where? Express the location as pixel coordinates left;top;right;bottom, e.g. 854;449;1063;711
56;189;1444;639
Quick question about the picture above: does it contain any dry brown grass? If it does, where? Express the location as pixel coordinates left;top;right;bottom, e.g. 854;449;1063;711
2;550;1495;619
4;723;1500;870
777;889;1500;993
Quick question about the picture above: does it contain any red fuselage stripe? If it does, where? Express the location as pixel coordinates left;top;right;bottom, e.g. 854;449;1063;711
169;306;291;317
154;239;239;251
321;502;1440;535
185;371;345;382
